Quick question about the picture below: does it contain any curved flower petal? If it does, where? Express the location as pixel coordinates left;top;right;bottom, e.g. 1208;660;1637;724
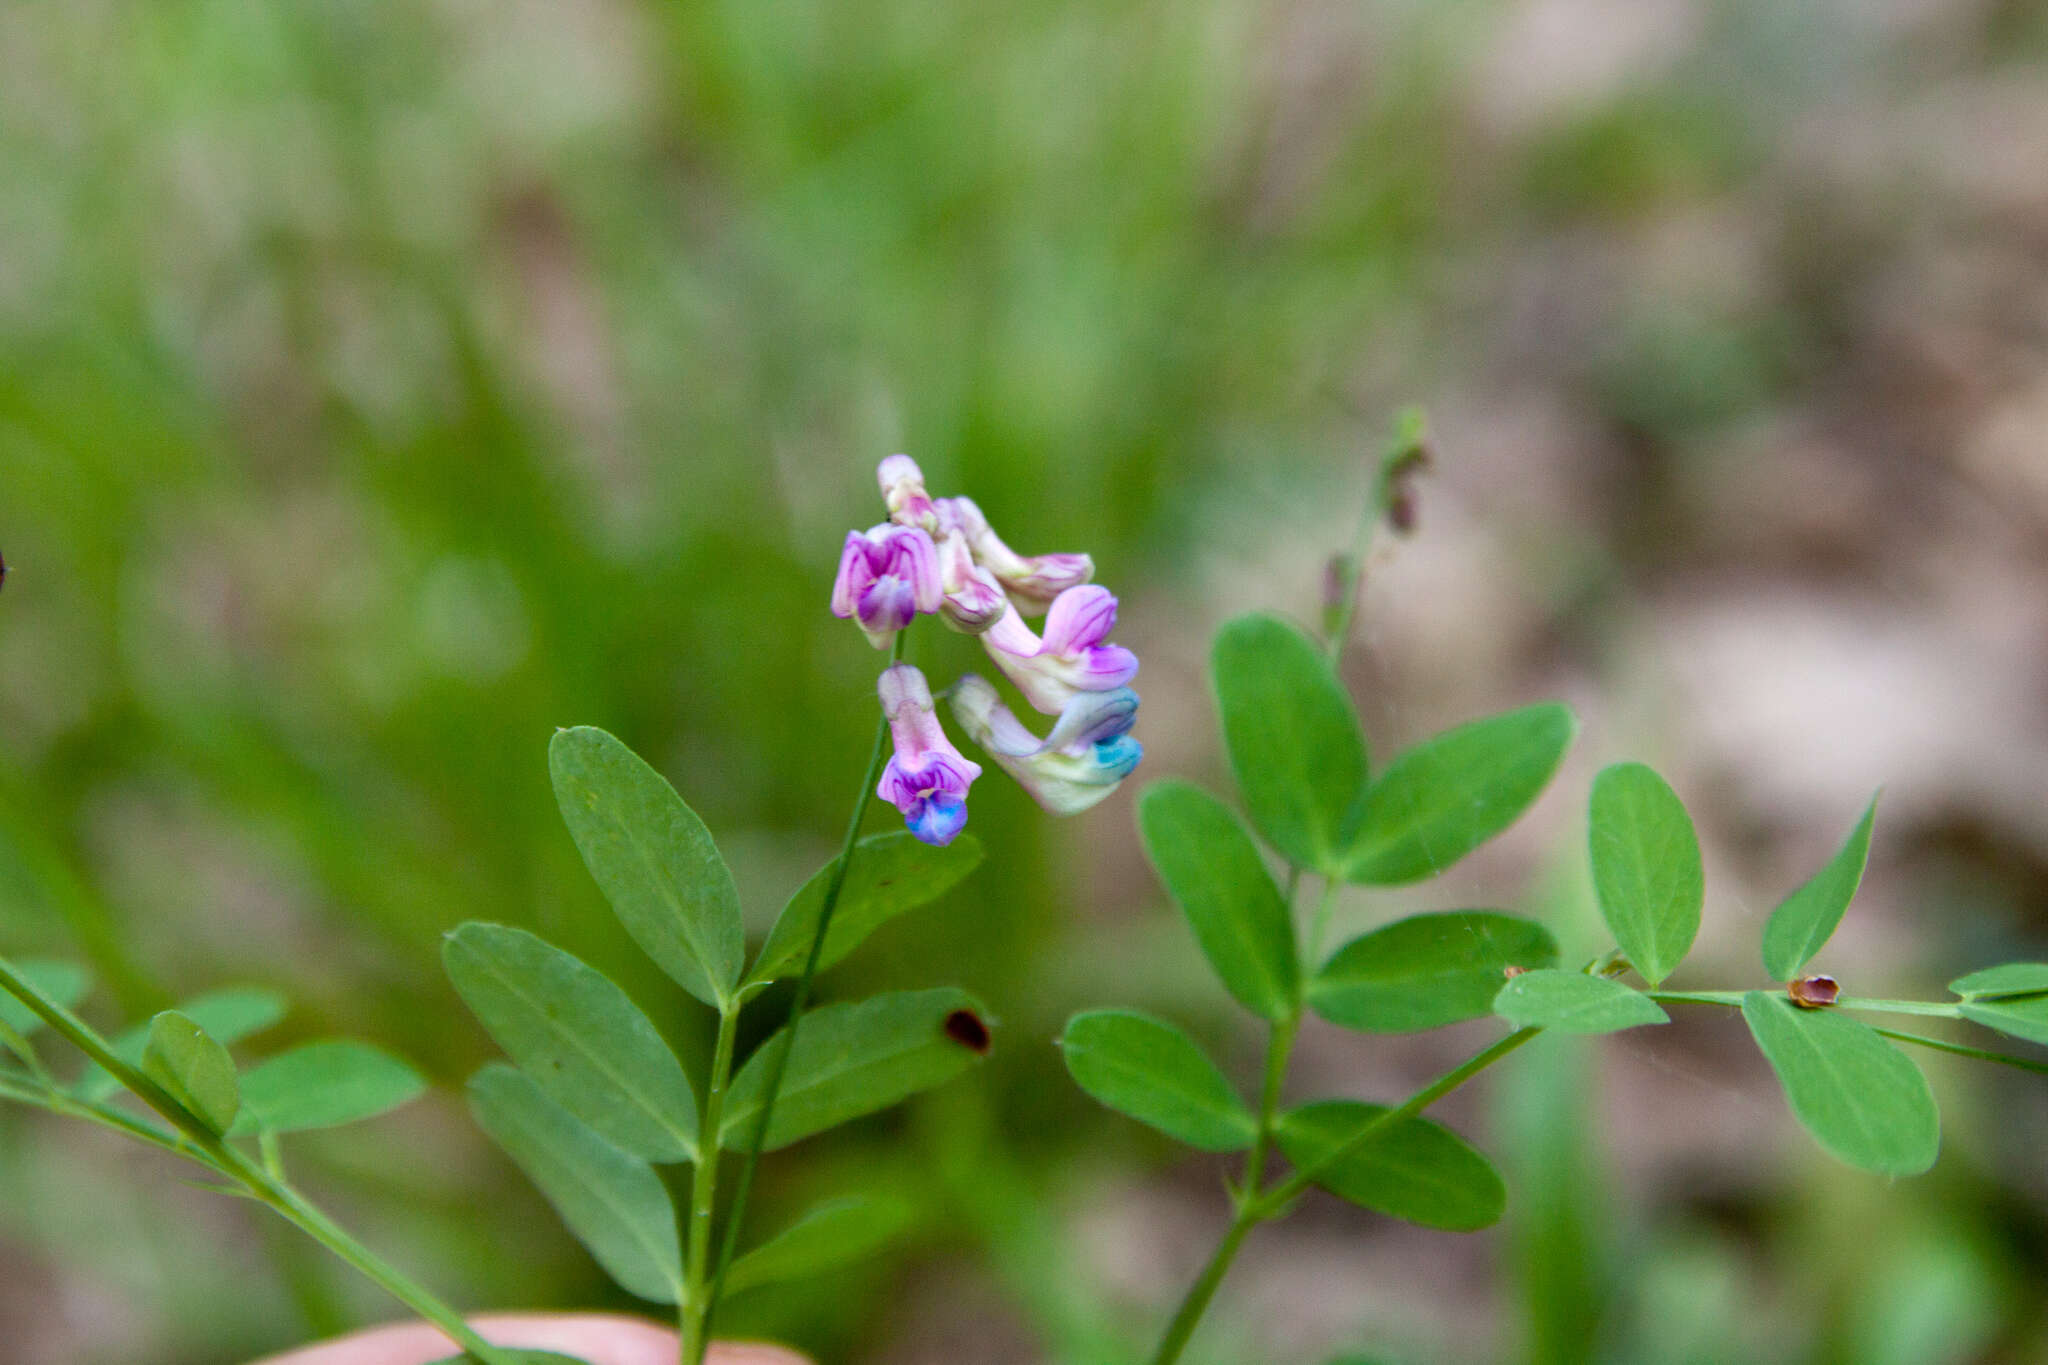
936;530;1008;635
949;675;1142;816
830;524;942;649
877;664;982;846
977;589;1139;714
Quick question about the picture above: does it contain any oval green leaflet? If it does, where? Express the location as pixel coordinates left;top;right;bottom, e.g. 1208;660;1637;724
1060;1008;1257;1153
1310;911;1558;1033
549;726;744;1010
1339;703;1575;886
230;1040;428;1136
745;832;984;991
467;1063;684;1304
1741;992;1938;1177
444;922;700;1164
142;1011;240;1136
723;1194;915;1297
1493;970;1668;1034
1275;1100;1506;1231
1211;613;1368;875
77;987;286;1101
1137;781;1299;1022
1588;762;1702;987
720;988;994;1151
1760;795;1878;982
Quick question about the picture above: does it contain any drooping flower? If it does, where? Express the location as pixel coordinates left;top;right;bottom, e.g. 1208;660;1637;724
978;584;1139;714
877;663;982;846
831;523;942;649
948;675;1141;816
878;454;938;533
934;496;1093;614
935;529;1008;635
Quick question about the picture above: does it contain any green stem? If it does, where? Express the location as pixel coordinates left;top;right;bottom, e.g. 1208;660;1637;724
1149;1026;1538;1365
1147;1212;1258;1365
0;1016;53;1086
697;631;905;1359
1872;1026;2048;1075
1647;990;1962;1020
1835;996;1960;1018
0;955;520;1365
1324;407;1426;664
679;1003;741;1361
0;1074;208;1162
1238;1011;1299;1203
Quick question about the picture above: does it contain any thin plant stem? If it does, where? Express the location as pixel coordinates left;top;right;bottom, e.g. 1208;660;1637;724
0;1016;53;1085
1648;990;1963;1020
0;955;522;1365
698;631;906;1359
1324;408;1426;664
678;1003;741;1362
1147;1211;1258;1365
1238;1011;1299;1204
1872;1026;2048;1076
1148;1025;1539;1365
1835;996;1961;1018
0;1074;208;1162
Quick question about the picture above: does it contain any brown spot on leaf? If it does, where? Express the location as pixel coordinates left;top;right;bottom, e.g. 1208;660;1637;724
1502;965;1529;979
943;1009;991;1054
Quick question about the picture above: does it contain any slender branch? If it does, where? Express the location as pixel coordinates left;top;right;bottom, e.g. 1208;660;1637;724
1149;1026;1539;1365
1147;1212;1258;1365
679;1003;741;1360
0;955;522;1365
1872;1026;2048;1076
698;631;905;1358
1648;990;1962;1021
1324;407;1427;664
1835;997;1961;1019
0;1016;53;1086
0;1074;207;1163
1238;1012;1299;1205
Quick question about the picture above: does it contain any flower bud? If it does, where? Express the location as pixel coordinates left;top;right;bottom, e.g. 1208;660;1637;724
876;663;982;846
878;454;939;533
831;524;942;649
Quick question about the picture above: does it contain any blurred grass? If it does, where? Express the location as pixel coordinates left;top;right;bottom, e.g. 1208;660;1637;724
5;0;2048;1361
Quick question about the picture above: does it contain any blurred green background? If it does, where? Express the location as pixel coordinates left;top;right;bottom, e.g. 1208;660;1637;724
5;0;2048;1360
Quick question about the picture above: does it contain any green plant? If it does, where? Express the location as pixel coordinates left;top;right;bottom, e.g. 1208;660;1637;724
1060;424;2048;1365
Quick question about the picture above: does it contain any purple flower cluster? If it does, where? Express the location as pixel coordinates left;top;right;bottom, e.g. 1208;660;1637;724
831;456;1143;844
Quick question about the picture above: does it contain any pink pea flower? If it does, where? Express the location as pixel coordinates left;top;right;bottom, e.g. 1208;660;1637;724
934;496;1093;614
831;523;942;649
876;664;982;846
877;454;939;533
948;676;1142;816
935;530;1008;635
977;584;1139;715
